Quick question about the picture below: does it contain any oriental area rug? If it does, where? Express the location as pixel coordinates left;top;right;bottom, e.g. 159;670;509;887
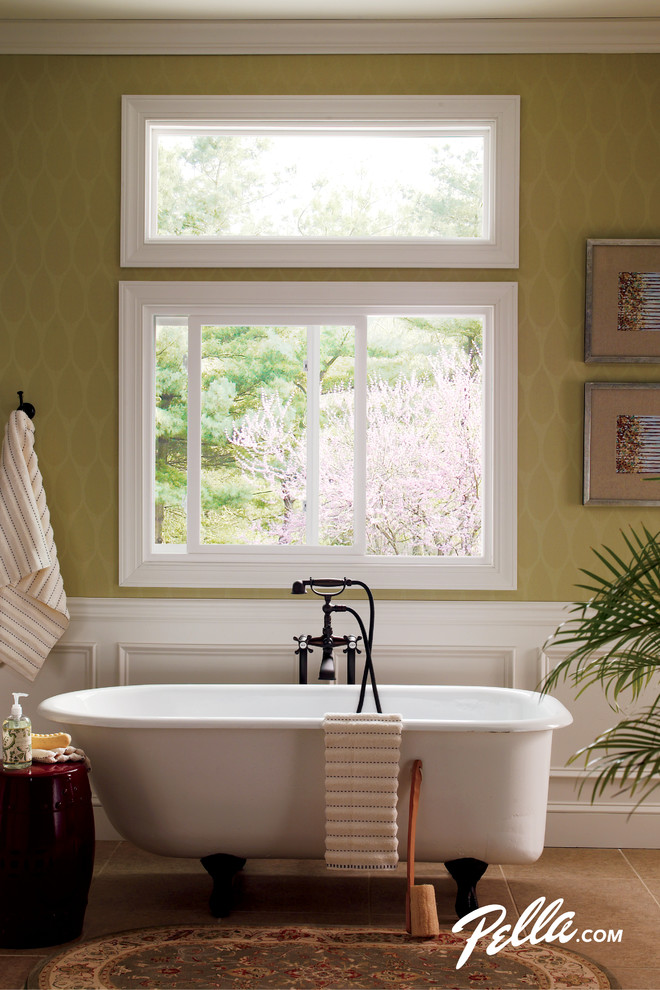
28;925;618;989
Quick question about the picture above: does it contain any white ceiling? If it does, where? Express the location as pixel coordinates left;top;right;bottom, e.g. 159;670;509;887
0;0;656;18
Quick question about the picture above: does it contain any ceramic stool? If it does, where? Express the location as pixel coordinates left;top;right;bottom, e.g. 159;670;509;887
0;762;95;948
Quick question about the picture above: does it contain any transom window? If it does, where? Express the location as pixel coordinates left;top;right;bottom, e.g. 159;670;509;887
154;129;487;240
121;96;519;269
119;281;517;590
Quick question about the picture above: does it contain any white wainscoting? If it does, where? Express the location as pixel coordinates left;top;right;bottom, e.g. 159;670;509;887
2;597;658;848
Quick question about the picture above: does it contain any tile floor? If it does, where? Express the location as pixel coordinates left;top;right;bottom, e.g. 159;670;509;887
1;843;659;989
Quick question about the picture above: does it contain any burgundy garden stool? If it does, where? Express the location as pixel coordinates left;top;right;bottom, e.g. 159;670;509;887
0;762;95;948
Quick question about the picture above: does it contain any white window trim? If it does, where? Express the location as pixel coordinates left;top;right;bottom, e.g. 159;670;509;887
119;280;517;591
121;95;520;269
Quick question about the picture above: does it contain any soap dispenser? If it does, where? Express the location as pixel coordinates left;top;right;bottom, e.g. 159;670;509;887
2;693;32;770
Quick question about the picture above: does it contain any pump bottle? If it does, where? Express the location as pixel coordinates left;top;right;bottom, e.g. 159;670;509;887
2;693;32;770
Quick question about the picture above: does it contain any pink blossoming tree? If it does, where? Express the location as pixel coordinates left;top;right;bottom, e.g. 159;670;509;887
231;352;482;556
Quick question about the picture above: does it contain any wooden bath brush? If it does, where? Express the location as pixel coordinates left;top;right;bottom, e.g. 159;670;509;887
405;759;440;937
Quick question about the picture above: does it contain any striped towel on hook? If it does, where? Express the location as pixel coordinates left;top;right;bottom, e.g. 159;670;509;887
323;712;403;871
0;411;69;680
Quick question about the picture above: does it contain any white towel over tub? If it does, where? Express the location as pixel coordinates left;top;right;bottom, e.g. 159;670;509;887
323;711;403;871
0;410;69;681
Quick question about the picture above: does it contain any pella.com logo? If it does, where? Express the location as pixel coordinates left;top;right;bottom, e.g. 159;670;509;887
451;896;623;969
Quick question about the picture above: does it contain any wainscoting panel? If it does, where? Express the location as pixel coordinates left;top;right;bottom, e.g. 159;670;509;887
117;643;298;685
3;598;656;848
541;645;660;768
0;642;96;721
371;645;516;687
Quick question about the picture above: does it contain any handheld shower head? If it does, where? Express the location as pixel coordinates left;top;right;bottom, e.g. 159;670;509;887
290;578;346;597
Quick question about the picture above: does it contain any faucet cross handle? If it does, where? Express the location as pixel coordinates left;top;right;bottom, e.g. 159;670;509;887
343;634;361;655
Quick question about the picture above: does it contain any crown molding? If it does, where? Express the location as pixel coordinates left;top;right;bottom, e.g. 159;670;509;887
1;17;660;54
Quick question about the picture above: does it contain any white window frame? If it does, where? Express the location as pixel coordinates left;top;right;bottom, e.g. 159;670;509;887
119;280;517;590
121;95;519;269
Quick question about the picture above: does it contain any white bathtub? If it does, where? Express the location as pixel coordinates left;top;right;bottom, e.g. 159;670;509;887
39;683;571;867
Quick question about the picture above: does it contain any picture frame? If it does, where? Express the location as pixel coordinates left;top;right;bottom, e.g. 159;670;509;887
585;239;660;363
584;382;660;505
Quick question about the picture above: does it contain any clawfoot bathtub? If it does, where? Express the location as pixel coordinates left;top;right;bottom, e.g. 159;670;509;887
39;683;572;916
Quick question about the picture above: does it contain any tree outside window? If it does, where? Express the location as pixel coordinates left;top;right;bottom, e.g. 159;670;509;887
154;315;483;558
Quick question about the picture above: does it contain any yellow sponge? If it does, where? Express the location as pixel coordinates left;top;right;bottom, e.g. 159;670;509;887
32;731;72;750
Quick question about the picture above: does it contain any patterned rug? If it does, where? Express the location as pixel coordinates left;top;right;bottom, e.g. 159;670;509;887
28;925;618;989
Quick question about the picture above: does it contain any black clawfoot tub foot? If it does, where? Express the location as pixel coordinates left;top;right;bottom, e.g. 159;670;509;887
200;853;246;917
444;858;488;919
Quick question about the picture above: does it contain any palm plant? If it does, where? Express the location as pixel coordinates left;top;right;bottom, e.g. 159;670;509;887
541;525;660;809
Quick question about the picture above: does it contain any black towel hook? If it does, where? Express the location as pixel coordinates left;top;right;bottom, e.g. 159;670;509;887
16;391;36;419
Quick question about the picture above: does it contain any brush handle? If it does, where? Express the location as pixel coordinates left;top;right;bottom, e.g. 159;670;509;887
405;759;423;933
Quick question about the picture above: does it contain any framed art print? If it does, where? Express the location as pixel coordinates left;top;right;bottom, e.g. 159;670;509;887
585;239;660;363
584;382;660;505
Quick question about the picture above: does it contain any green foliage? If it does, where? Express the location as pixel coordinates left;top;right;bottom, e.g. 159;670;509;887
154;315;482;547
295;174;412;237
408;145;484;237
571;709;660;808
156;134;484;241
541;525;660;808
365;316;482;382
158;136;275;236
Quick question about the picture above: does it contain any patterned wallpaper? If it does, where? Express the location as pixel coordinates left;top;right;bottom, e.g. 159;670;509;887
1;52;659;600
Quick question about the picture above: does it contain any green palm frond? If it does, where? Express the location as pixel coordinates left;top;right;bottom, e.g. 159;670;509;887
570;707;660;811
542;526;660;706
539;526;660;813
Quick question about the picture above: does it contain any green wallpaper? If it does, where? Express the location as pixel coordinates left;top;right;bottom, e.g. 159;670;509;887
1;52;659;600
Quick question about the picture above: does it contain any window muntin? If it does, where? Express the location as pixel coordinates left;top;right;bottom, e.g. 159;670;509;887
121;96;519;268
120;281;516;590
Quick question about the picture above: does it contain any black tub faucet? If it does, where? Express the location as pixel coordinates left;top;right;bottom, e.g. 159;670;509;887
291;577;375;685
